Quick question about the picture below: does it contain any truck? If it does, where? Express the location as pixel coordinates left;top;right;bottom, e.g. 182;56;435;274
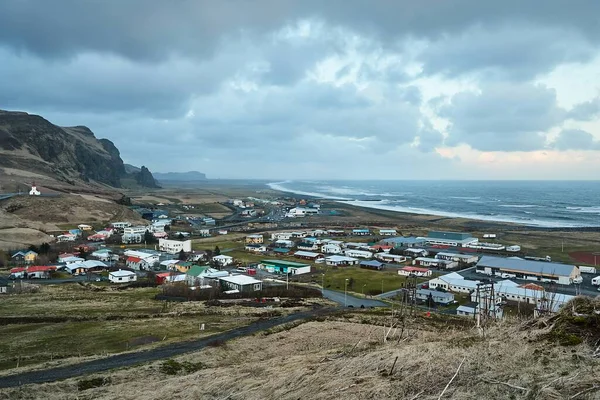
591;276;600;286
578;266;598;274
524;255;551;262
506;245;521;252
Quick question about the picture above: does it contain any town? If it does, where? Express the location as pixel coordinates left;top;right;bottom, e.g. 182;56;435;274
2;193;598;322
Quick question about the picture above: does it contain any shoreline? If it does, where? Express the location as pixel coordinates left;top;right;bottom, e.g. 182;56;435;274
267;183;600;233
266;182;600;231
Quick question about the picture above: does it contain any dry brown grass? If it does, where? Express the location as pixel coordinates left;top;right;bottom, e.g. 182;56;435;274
2;311;599;400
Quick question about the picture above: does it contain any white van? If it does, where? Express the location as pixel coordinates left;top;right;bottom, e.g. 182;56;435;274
591;276;600;286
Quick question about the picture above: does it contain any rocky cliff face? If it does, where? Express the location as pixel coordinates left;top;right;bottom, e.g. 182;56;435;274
0;110;155;188
135;166;160;188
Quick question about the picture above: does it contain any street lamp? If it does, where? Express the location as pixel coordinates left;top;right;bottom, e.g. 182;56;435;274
321;273;325;295
344;278;349;307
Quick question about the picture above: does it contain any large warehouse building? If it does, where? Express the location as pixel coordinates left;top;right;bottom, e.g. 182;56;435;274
476;256;581;285
419;231;479;247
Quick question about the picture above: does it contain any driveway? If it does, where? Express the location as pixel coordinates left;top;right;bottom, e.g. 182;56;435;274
322;289;388;308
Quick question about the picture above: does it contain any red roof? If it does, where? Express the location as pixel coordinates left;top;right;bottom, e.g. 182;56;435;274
519;283;544;291
156;272;172;278
10;267;26;273
401;266;430;273
127;256;142;263
28;266;57;273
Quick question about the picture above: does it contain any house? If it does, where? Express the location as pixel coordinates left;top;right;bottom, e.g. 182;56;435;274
398;266;432;277
218;230;228;235
111;222;131;230
65;260;108;275
241;209;257;217
327;230;346;236
125;252;159;270
202;218;215;226
272;247;291;255
24;265;57;279
212;255;234;267
325;255;359;266
91;249;115;262
297;242;320;251
435;252;479;265
456;304;478;317
60;256;85;265
260;259;311;275
185;265;225;286
274;239;295;248
375;253;406;264
9;267;26;279
416;289;455;305
188;251;208;262
159;239;192;254
369;245;393;253
475;256;581;285
360;260;385;271
122;233;143;244
343;249;373;259
109;270;137;283
173;261;196;273
156;272;186;285
57;234;77;242
245;234;264;244
12;251;38;264
198;229;211;237
293;251;324;261
404;248;429;258
378;229;397;236
352;229;370;236
321;244;342;254
271;232;293;241
78;224;93;231
219;275;263;293
245;244;267;253
123;226;149;236
428;272;480;294
419;231;478;247
381;236;427;248
413;257;458;269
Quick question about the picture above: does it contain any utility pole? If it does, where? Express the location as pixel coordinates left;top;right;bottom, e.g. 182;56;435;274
344;278;349;307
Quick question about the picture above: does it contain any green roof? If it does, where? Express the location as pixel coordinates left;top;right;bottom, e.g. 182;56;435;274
261;259;309;267
186;265;209;277
427;231;473;241
177;261;194;267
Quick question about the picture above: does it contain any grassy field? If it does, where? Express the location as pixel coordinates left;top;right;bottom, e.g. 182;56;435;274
0;284;260;371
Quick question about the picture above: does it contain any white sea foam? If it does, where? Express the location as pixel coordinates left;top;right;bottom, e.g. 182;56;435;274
498;204;539;208
339;200;595;228
266;181;350;200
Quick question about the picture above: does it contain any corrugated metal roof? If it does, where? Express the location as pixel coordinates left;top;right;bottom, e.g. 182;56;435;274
477;256;576;277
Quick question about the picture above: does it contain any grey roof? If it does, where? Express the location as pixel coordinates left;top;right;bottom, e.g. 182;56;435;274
428;231;473;240
416;289;454;299
477;256;576;277
382;236;424;244
360;260;384;267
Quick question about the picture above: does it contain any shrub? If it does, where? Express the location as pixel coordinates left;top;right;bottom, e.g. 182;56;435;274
160;359;206;375
77;377;111;391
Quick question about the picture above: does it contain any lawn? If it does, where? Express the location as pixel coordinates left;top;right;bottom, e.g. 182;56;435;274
313;266;422;296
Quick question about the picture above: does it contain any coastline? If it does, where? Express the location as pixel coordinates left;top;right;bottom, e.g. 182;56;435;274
266;181;600;230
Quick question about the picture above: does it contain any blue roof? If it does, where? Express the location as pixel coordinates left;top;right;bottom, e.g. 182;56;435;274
360;260;384;267
273;248;290;253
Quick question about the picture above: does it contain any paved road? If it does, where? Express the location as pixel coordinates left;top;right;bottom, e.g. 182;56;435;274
322;289;387;308
0;306;337;389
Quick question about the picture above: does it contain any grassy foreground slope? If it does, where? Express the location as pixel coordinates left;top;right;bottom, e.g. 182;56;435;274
2;299;599;400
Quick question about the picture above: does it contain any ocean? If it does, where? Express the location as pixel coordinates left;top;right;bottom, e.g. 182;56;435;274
267;180;600;228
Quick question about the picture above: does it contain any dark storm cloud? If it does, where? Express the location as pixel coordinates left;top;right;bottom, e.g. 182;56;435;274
552;129;600;150
441;84;566;151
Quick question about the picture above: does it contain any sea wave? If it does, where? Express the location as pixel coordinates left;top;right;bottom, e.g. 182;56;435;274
266;181;350;200
338;200;596;228
498;204;539;208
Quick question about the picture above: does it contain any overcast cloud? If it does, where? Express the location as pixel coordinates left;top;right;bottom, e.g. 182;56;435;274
1;0;599;179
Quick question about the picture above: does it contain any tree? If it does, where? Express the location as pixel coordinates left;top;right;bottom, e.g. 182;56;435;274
78;246;89;260
178;249;187;261
39;242;51;254
426;293;436;309
144;230;157;245
177;233;184;240
347;277;355;290
214;246;221;256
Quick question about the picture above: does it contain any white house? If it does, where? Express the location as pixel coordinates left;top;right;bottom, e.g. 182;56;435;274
109;270;137;283
404;248;429;258
325;255;359;266
245;244;268;253
29;184;40;196
213;255;234;266
78;224;93;231
343;249;373;259
321;244;342;254
111;222;131;229
375;253;406;263
398;266;432;277
159;239;192;254
435;252;480;265
413;257;458;269
123;226;149;235
57;234;77;242
428;272;480;294
274;239;295;248
285;207;319;218
219;275;262;293
271;232;293;241
378;229;397;236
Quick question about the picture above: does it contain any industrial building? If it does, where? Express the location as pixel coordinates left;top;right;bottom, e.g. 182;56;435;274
419;231;478;247
325;255;359;266
380;236;427;248
435;252;479;265
413;257;458;269
476;256;581;285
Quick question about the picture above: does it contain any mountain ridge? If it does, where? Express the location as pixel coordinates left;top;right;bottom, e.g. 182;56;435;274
0;109;157;189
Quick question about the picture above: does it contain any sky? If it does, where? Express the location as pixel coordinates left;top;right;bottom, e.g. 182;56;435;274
1;1;600;180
